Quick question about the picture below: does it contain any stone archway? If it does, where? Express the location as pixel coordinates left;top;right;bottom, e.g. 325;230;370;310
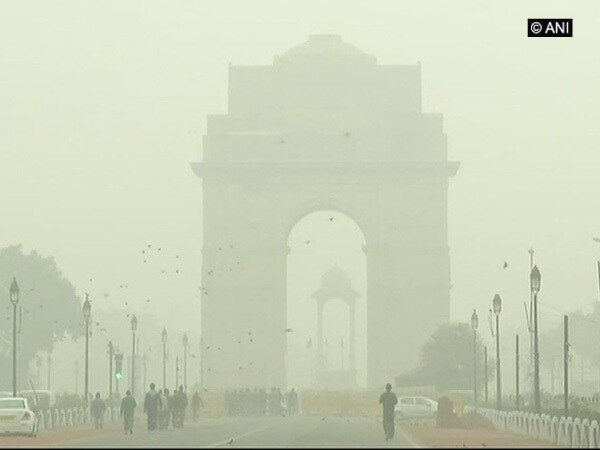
192;34;459;389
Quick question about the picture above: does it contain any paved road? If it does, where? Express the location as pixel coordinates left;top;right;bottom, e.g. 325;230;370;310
51;416;418;448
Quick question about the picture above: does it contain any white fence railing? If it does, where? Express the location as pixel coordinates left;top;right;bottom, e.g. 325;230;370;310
467;406;600;448
37;407;119;430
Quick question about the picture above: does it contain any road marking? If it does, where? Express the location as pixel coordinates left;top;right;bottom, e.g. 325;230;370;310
397;426;422;448
206;424;272;448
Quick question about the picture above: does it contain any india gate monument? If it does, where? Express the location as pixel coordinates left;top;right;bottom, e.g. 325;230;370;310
192;34;459;389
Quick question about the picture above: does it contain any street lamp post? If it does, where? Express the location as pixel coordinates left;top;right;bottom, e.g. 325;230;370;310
183;333;189;390
470;309;479;405
47;354;52;390
108;341;114;398
9;277;20;397
200;337;204;391
142;354;148;393
531;265;542;413
516;334;520;409
162;328;168;389
82;294;91;406
484;346;488;403
131;315;138;397
36;355;42;388
493;294;502;408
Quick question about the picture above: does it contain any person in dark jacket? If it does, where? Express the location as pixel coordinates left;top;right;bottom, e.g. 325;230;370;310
191;391;203;422
143;383;162;431
173;385;188;427
120;390;137;434
90;393;107;429
379;383;398;441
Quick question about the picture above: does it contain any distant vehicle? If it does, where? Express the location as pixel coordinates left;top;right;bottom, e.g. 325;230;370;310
0;397;38;437
395;396;438;420
17;390;56;409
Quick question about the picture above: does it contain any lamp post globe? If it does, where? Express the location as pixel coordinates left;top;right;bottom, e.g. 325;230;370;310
9;277;19;306
471;309;479;330
530;265;541;294
492;294;502;315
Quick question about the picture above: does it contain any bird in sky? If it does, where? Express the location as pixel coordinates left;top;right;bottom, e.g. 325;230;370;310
328;217;334;222
285;328;294;333
304;240;311;244
503;261;508;269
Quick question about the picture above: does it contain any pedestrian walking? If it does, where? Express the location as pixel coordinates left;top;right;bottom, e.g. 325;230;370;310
191;391;203;422
90;393;107;429
158;389;169;430
143;383;162;431
174;385;188;427
120;390;137;435
379;383;398;441
286;388;298;415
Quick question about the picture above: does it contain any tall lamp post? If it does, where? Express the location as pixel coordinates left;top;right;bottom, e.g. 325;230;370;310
130;315;138;397
9;277;20;397
82;294;91;406
470;309;479;405
162;328;168;389
47;354;52;390
493;293;502;408
183;333;189;390
108;341;114;398
531;265;542;412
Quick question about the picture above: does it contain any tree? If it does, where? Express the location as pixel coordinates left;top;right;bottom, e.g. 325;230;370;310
0;245;83;391
396;322;492;391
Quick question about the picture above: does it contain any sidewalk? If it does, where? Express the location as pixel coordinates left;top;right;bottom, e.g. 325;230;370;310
0;419;141;448
402;422;557;448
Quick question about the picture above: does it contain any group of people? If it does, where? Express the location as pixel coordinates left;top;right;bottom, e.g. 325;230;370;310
117;383;203;434
224;387;298;416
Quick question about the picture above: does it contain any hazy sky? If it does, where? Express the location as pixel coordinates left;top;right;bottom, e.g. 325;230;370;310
2;0;600;389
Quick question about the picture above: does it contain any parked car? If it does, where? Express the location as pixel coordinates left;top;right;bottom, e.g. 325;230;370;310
395;396;438;420
0;397;38;436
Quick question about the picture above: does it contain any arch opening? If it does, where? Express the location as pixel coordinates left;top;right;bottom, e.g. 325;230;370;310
285;210;367;390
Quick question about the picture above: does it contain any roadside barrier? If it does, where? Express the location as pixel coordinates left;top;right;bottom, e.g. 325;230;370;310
37;407;119;430
467;406;600;448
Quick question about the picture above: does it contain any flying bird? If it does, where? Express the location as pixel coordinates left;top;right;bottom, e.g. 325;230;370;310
502;261;508;269
328;217;334;222
304;240;311;244
285;328;294;333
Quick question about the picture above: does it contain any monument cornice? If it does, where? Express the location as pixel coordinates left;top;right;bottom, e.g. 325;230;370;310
191;161;459;179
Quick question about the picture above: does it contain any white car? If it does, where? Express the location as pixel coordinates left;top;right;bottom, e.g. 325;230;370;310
0;397;38;436
395;396;438;420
